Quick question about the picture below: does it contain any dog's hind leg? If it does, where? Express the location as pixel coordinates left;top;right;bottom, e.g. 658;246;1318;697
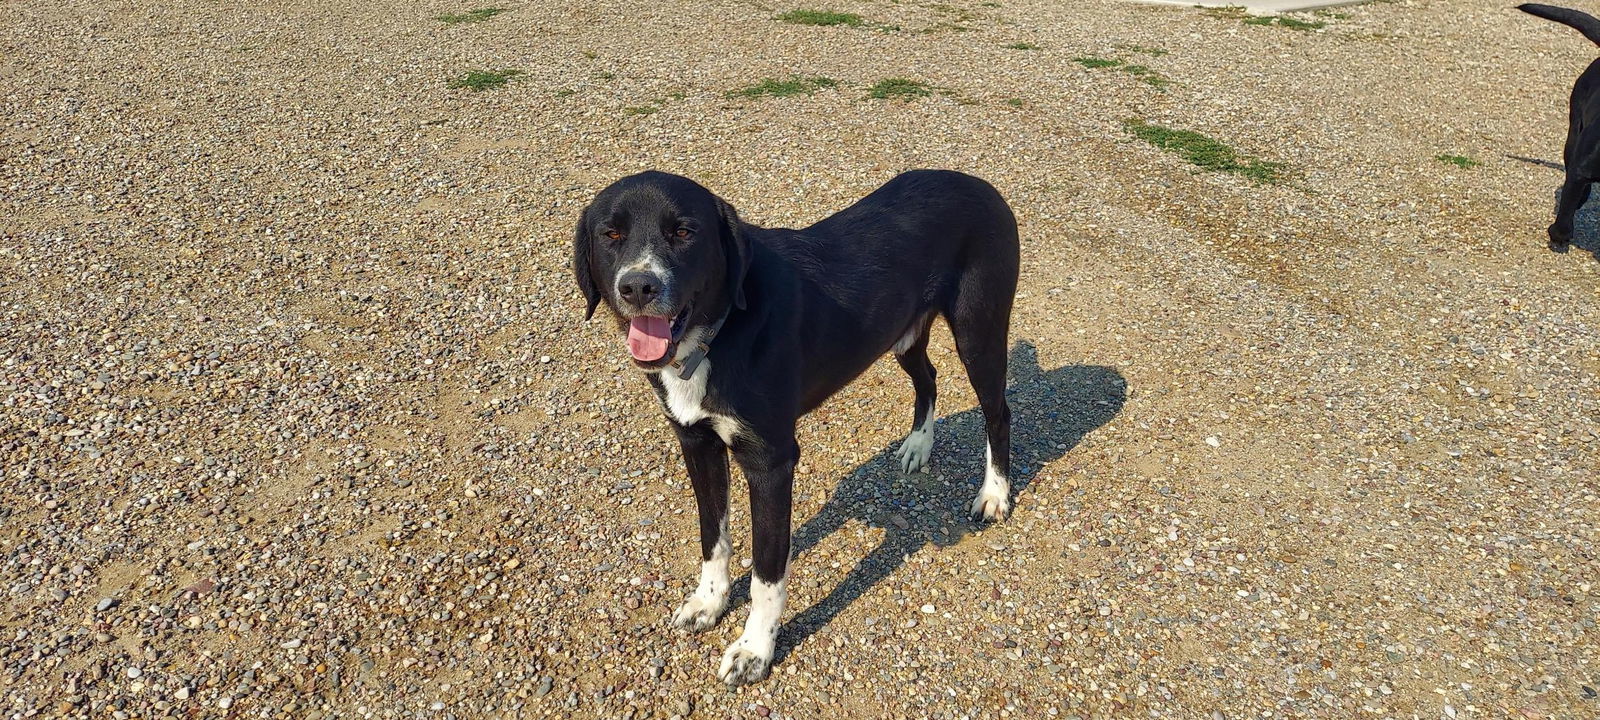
670;423;733;632
1551;178;1591;251
893;316;938;473
947;278;1015;522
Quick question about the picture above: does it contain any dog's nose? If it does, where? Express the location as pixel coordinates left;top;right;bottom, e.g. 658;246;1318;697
618;271;662;309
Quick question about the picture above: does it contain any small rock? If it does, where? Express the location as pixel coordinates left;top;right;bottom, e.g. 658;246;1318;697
95;598;118;613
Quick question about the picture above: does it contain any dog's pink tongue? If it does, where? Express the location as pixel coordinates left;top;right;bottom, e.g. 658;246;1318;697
627;316;671;362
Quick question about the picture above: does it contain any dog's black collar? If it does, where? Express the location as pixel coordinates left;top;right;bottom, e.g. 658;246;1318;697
669;309;730;380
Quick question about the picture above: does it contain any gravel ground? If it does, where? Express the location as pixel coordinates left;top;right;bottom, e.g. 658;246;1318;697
3;0;1598;718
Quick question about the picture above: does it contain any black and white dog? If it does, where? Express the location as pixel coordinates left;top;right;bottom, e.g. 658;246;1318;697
1521;3;1600;253
572;169;1019;685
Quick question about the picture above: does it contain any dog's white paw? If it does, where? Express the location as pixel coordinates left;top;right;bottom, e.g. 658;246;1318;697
895;426;933;473
969;487;1011;522
717;635;774;686
670;593;728;633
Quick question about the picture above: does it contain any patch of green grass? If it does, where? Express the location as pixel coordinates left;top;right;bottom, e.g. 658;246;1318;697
1003;41;1041;50
777;9;863;26
1005;97;1024;107
1435;154;1480;169
624;105;660;116
1074;57;1169;88
727;76;839;99
581;50;598;59
437;7;509;24
448;69;523;91
928;3;978;21
1073;56;1123;69
1203;5;1249;19
1243;14;1325;30
867;77;932;100
1122;119;1288;185
1120;43;1168;56
593;71;615;80
1122;63;1169;88
941;88;978;105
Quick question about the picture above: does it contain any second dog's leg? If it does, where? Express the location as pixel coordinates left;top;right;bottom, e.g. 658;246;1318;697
670;423;732;632
719;434;797;686
1551;178;1590;252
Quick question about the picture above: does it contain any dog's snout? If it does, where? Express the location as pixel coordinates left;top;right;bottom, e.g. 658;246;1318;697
618;271;662;309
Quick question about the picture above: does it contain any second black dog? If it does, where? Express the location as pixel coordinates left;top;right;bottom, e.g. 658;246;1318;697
1521;3;1600;253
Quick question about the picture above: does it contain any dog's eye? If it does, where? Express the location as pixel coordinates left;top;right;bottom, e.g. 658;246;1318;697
604;230;622;241
673;228;692;239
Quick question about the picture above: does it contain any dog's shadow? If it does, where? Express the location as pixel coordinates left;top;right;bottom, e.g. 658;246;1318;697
725;341;1127;662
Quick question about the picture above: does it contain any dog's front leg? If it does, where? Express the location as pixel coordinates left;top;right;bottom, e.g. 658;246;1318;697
670;423;732;632
718;434;797;686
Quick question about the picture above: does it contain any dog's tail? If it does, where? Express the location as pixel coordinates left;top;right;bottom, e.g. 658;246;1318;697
1519;3;1600;46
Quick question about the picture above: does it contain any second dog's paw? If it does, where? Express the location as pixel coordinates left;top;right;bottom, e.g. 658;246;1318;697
670;593;727;633
1549;225;1573;252
717;636;774;686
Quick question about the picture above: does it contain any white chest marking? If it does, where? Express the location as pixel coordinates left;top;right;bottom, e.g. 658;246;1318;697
660;358;743;445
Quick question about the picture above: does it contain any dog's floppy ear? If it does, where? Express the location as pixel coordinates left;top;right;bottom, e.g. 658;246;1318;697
716;197;750;311
572;206;601;320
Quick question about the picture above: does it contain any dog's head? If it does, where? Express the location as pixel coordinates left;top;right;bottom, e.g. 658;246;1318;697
572;171;750;371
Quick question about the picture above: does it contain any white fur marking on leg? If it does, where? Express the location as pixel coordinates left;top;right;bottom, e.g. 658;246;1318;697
672;520;730;632
892;328;918;355
895;402;935;473
718;574;786;685
970;442;1011;522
